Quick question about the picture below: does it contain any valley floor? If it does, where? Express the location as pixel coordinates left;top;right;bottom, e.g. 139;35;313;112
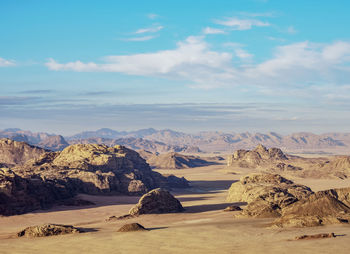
1;164;350;254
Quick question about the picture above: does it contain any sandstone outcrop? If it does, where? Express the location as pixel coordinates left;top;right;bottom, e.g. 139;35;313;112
0;142;189;216
227;173;313;217
273;191;350;227
0;139;47;166
227;144;288;168
117;223;148;232
17;224;80;237
0;168;73;215
227;173;350;227
38;135;69;151
129;188;184;215
147;152;215;169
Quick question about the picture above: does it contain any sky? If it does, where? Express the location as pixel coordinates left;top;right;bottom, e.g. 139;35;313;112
1;0;350;135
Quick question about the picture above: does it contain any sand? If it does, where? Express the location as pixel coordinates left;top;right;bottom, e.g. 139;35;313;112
1;163;350;254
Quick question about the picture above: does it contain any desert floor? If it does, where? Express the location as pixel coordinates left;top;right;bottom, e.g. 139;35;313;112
1;162;350;254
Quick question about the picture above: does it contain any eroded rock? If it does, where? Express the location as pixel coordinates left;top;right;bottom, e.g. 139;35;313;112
117;223;148;232
295;233;335;240
129;188;184;215
17;224;80;237
226;173;313;217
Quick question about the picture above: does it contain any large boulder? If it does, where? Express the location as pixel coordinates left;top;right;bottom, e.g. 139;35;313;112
17;224;80;237
129;188;184;215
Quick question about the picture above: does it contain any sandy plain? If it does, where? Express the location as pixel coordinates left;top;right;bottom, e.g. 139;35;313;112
1;160;350;254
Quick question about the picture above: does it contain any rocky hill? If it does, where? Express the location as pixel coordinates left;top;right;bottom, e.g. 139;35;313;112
146;152;218;169
227;144;288;168
0;141;189;216
227;173;350;227
0;138;47;166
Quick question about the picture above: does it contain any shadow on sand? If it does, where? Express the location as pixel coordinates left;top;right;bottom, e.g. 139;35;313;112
78;227;99;233
147;227;168;231
189;180;237;191
184;202;246;213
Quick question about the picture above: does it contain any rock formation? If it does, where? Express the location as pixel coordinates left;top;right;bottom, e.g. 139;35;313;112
17;224;80;237
0;168;73;216
0;141;189;216
117;223;148;232
227;144;288;169
226;173;313;218
0;138;47;166
227;173;350;227
273;190;350;227
129;188;184;215
295;233;336;240
147;152;216;169
38;135;69;151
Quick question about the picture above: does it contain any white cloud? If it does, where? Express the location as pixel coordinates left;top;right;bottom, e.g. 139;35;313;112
267;36;286;42
46;36;233;81
322;41;350;62
123;35;156;41
0;57;15;67
135;25;163;34
203;27;226;34
46;38;350;89
234;49;253;60
287;26;297;34
215;17;270;30
147;13;158;20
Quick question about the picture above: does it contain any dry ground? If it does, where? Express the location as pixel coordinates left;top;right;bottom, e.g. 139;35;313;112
1;161;350;254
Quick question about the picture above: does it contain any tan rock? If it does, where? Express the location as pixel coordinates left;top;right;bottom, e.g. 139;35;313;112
227;173;313;218
295;233;335;240
129;188;184;215
227;144;287;168
273;191;350;227
117;223;148;232
0;138;46;166
17;224;80;237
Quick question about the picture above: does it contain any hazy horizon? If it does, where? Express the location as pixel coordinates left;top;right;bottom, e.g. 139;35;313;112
1;0;350;134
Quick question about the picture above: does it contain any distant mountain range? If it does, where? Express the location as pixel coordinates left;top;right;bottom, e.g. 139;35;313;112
1;128;350;154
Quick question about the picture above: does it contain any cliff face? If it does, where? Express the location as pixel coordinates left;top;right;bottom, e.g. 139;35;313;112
0;138;47;166
38;135;69;151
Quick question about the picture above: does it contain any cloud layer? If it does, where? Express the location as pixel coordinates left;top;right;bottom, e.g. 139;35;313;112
46;37;350;89
0;57;15;67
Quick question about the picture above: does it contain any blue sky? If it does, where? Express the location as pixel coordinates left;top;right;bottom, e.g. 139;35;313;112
1;0;350;134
